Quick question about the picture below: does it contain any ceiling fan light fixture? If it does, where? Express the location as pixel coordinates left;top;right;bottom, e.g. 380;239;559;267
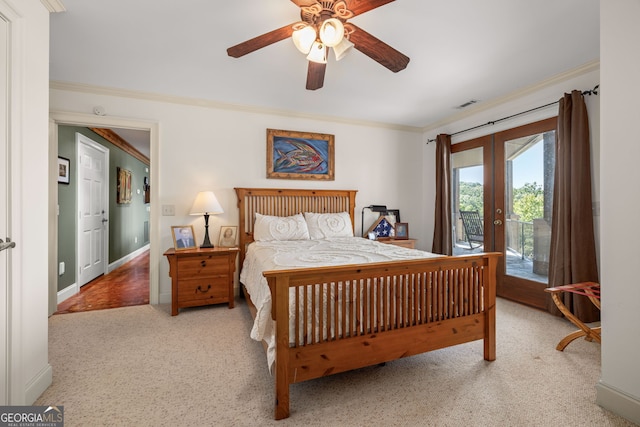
292;23;317;54
306;41;327;64
333;37;353;61
319;18;344;47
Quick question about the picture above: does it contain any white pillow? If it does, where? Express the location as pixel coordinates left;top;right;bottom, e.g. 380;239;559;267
304;211;354;239
253;213;310;241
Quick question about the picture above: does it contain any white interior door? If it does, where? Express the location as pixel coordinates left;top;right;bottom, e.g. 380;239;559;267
0;13;10;406
77;133;109;287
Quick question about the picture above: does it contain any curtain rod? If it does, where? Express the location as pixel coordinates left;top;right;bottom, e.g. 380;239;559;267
426;85;599;143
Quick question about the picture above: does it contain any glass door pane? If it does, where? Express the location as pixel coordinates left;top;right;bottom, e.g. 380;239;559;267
494;117;557;309
504;131;555;283
452;146;485;256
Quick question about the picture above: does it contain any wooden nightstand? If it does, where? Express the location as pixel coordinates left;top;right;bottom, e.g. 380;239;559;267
164;247;239;316
377;238;417;249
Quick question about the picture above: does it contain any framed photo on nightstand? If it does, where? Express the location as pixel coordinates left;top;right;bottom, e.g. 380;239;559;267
172;225;197;250
219;226;238;247
395;222;409;239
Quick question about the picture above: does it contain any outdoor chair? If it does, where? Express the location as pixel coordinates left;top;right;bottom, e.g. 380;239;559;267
459;210;484;249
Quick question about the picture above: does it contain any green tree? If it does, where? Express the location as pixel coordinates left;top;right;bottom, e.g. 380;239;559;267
513;182;543;221
459;181;483;214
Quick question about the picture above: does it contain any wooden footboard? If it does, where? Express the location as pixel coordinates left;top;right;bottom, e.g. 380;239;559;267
264;252;499;420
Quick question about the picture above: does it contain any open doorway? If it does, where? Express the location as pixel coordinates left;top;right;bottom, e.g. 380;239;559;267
49;112;159;316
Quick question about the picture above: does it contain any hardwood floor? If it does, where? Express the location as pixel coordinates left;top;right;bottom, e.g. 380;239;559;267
55;250;149;314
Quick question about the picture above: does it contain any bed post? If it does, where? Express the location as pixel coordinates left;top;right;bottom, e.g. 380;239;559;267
268;275;291;420
483;253;498;361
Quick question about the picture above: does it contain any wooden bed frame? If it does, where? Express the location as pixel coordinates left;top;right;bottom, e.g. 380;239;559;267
235;188;500;420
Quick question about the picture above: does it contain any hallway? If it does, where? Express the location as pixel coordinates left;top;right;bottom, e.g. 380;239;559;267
55;250;149;314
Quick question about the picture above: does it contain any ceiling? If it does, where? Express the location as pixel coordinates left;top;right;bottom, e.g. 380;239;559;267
49;0;599;153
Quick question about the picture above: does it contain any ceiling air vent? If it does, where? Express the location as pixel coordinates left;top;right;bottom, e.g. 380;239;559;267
455;99;479;109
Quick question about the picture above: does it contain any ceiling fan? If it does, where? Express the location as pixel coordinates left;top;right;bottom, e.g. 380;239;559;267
227;0;410;90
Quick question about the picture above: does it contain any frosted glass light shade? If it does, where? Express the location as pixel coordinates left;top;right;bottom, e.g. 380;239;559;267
292;24;316;54
333;37;354;61
306;41;327;64
319;18;344;47
189;191;223;215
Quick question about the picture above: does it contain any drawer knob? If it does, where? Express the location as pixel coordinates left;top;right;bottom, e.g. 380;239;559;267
196;284;211;293
200;260;207;267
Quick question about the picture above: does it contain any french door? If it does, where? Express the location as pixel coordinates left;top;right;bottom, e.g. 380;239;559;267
451;117;557;309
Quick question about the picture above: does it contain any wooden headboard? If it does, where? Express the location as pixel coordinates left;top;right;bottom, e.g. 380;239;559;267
234;188;357;266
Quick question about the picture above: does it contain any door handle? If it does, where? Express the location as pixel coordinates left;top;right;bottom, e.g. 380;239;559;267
102;218;109;224
0;238;16;252
493;219;503;225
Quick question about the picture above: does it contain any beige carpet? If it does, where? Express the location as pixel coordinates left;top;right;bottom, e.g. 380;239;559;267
36;298;635;427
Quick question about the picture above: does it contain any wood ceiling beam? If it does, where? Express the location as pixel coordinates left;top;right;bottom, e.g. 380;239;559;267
90;128;150;166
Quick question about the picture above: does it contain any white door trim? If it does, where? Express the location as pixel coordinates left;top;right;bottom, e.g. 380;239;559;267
0;10;10;406
1;0;27;404
49;112;160;305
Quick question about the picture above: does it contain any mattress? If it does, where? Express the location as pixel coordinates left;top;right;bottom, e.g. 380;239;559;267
239;237;441;370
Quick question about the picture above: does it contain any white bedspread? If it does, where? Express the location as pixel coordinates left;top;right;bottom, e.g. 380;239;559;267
239;237;441;370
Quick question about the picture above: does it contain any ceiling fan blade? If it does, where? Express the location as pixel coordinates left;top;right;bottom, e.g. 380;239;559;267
348;24;409;72
227;24;294;58
306;61;326;90
345;0;395;16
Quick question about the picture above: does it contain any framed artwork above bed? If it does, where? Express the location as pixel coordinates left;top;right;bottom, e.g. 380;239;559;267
266;128;335;181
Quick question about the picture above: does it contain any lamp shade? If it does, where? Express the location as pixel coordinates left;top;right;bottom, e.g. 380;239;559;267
189;191;223;215
292;23;316;54
333;37;354;61
319;18;344;47
306;41;327;64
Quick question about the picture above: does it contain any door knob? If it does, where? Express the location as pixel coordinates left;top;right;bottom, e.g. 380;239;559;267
494;219;503;225
0;238;16;252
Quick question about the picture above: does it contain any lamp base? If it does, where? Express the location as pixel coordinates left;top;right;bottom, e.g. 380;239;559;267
200;214;214;248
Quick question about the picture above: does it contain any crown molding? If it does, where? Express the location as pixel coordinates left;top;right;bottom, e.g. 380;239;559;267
89;128;149;165
421;59;600;133
41;0;65;13
49;81;423;133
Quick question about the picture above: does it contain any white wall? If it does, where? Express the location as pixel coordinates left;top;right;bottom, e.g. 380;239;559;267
49;88;424;303
2;0;52;404
597;1;640;423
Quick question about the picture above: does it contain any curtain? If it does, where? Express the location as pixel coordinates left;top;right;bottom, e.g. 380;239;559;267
432;134;452;255
548;90;600;322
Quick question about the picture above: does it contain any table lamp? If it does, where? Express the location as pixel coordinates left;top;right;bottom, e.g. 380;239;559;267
189;191;224;248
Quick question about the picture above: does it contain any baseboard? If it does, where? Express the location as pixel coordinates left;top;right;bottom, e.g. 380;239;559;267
596;380;640;424
57;283;78;304
25;364;53;405
107;244;150;273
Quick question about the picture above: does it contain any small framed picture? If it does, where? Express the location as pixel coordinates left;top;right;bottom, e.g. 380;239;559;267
395;222;409;240
218;226;238;247
383;209;401;223
172;225;197;250
58;156;70;184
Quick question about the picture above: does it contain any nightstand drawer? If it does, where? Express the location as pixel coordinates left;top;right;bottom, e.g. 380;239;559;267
177;256;229;276
178;277;229;305
164;246;239;315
